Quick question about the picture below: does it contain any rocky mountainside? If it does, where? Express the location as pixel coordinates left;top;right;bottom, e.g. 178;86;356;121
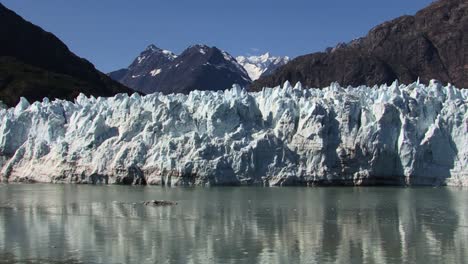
252;0;468;91
1;81;466;186
108;44;177;87
0;3;133;107
109;44;251;94
236;53;290;81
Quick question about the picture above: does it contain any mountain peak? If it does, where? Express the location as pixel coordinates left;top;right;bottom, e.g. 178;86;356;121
188;44;210;49
145;44;160;52
184;44;215;56
259;52;271;61
130;45;177;67
110;44;251;94
141;44;175;57
235;53;291;81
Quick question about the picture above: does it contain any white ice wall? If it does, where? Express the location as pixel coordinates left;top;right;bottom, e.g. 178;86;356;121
0;80;467;186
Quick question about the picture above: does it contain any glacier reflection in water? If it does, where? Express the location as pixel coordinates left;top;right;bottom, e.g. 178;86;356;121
0;185;467;263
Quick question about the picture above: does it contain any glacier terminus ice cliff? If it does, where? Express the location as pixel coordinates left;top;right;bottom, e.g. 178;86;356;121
0;80;467;186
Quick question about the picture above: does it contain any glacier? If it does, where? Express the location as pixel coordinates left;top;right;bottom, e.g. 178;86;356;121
236;53;290;81
0;80;467;186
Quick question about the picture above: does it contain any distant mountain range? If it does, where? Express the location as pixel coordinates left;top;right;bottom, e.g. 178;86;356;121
109;45;252;94
0;3;132;107
252;0;468;90
1;0;465;107
236;53;290;81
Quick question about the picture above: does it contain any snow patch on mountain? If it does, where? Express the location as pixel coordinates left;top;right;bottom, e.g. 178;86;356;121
137;56;146;64
162;50;177;59
150;69;162;77
1;81;467;186
236;53;290;81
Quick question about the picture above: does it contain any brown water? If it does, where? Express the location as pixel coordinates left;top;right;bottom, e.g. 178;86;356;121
0;184;467;264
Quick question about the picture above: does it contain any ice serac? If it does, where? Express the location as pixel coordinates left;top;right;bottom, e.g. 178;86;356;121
0;81;467;186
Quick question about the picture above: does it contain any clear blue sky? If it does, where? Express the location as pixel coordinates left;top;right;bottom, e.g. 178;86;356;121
1;0;433;73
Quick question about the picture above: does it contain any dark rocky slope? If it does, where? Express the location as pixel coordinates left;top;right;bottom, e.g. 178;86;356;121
0;3;132;106
252;0;468;90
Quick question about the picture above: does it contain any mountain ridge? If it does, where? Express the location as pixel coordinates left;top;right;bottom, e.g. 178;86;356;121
0;3;133;106
109;44;251;94
251;0;468;90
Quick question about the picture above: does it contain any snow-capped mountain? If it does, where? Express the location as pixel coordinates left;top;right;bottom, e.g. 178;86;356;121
109;44;176;82
109;44;251;94
236;53;290;81
1;81;467;186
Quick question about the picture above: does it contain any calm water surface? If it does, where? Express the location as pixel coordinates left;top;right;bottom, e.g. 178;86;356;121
0;184;467;264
